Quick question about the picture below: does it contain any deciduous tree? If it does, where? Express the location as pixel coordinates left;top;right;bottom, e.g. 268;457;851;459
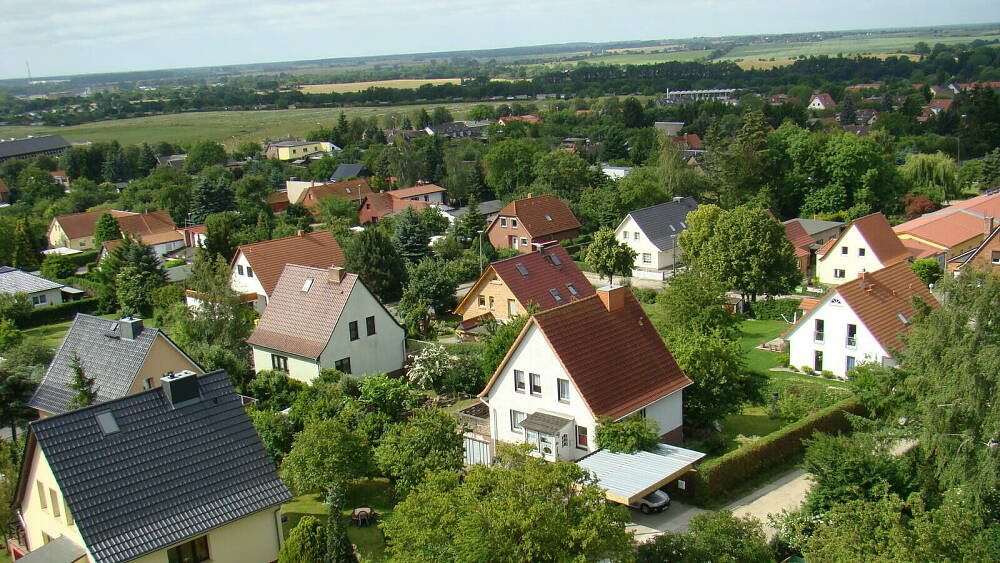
281;419;372;496
375;408;464;497
585;226;636;283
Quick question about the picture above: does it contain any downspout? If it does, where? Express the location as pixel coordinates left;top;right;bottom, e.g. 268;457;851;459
273;509;284;550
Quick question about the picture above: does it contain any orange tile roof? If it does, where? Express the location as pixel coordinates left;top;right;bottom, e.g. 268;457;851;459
52;209;136;240
387;183;446;199
482;290;692;420
139;230;184;245
893;192;1000;249
900;238;941;260
799;297;821;312
821;213;909;265
247;265;358;359
494;195;581;239
455;245;594;314
816;238;837;256
298;179;372;207
834;262;938;352
115;210;176;238
234;231;345;296
784;220;814;258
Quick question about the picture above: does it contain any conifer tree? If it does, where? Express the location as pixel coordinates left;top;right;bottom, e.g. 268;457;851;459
10;219;39;270
345;228;407;302
94;212;122;245
188;167;235;224
391;206;430;262
324;484;357;563
68;352;98;409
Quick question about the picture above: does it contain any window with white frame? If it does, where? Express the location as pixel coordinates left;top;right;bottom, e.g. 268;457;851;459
622;231;628;240
576;425;588;449
237;265;244;275
633;231;639;240
529;373;542;395
814;319;825;343
841;246;848;255
858;248;866;256
514;370;525;392
642;253;651;264
478;295;486;307
557;378;569;402
32;294;47;305
510;410;526;432
834;269;846;279
500;217;507;227
271;354;288;372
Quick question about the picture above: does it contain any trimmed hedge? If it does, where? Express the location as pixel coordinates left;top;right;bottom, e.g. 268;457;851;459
694;398;865;504
63;250;99;269
22;298;100;329
748;298;801;320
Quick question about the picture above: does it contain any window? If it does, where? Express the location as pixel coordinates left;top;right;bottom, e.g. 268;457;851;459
834;269;846;279
510;410;526;432
514;370;525;392
841;246;848;255
557;378;570;402
349;321;359;341
478;295;486;307
846;324;857;347
576;425;588;449
511;218;518;228
500;217;507;227
142;377;153;390
50;490;60;517
237;265;245;275
41;532;52;545
814;350;824;372
246;267;254;278
529;373;542;395
489;296;495;310
633;232;639;240
814;319;825;343
507;299;517;316
858;248;866;256
992;251;1000;264
520;237;527;246
566;283;579;297
37;482;47;511
622;231;628;240
64;500;73;525
335;357;352;374
271;354;288;372
846;356;856;373
32;294;47;305
642;253;651;264
167;536;210;563
549;288;563;302
366;316;376;336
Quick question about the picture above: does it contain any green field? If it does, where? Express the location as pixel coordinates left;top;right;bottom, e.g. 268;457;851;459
0;101;488;147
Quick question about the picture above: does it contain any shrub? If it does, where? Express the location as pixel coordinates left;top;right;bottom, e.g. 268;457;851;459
748;298;801;320
595;416;660;453
630;286;658;304
40;254;77;280
693;398;865;504
772;381;851;422
20;298;100;329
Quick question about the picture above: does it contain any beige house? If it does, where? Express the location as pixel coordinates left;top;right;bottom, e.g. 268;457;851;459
815;213;911;285
454;245;595;328
28;315;202;417
264;140;334;160
47;210;137;250
11;370;290;563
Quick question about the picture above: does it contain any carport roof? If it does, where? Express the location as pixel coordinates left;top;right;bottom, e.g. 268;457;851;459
577;444;705;504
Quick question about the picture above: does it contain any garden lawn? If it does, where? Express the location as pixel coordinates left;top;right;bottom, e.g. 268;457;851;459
281;479;396;560
739;319;789;374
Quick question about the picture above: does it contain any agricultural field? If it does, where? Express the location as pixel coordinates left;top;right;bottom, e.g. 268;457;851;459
0;101;487;146
298;78;463;94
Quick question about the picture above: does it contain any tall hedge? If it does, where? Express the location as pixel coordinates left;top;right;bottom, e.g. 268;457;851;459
748;298;802;320
21;298;100;329
693;398;865;504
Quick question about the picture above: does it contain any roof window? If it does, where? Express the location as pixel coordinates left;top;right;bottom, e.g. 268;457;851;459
566;283;579;297
545;214;552;221
96;411;119;435
896;312;910;325
547;253;563;267
516;263;529;277
302;278;315;292
549;288;563;302
669;224;676;231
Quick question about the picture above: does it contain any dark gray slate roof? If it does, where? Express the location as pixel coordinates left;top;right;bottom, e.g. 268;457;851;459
450;199;504;218
0;135;70;160
330;163;370;180
627;197;699;251
15;535;86;563
28;314;195;415
29;371;290;563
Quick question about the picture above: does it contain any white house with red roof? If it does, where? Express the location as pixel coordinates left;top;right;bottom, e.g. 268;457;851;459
808;93;837;111
473;285;691;464
815;213;911;285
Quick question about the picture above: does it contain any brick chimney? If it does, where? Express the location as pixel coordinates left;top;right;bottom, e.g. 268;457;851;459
296;229;305;237
857;269;867;280
986;216;995;237
328;266;346;283
597;285;626;312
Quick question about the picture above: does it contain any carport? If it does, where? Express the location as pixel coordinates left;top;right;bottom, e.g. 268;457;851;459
577;444;706;505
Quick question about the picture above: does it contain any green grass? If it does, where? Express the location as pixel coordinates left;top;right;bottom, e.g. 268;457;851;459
281;479;396;560
0;101;490;147
0;546;10;563
723;32;999;61
739;319;788;374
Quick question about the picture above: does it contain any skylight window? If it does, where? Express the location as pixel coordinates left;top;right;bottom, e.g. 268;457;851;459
516;264;529;276
96;411;119;435
669;224;676;231
681;221;688;228
545;214;552;221
302;278;315;292
896;312;910;325
547;253;563;266
549;288;563;302
566;283;579;297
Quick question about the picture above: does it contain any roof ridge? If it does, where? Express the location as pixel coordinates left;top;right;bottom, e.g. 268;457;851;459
629;196;694;215
238;229;325;249
533;293;600;318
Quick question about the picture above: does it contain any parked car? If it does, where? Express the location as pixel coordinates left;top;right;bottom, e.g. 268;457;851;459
630;489;671;513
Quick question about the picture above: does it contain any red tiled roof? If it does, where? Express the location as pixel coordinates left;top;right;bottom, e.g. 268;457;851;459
836;262;938;352
784;220;814;258
456;245;595;314
298;179;372;207
929;99;954;111
481;291;691;420
900;238;941;260
816;238;837;256
51;209;137;240
361;192;433;220
799;297;821;312
234;231;345;296
494;195;581;239
139;230;185;245
247;265;359;359
115;210;176;238
809;93;836;108
387;183;446;199
893;192;1000;249
670;133;703;150
500;114;542;124
821;213;909;266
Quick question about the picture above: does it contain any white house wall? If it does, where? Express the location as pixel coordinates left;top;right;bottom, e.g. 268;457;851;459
787;291;890;378
316;283;406;379
638;389;683;438
230;252;267;310
615;216;678;271
29;288;63;307
251;347;320;383
816;225;894;285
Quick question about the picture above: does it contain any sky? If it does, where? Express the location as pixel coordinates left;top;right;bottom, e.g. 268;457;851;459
1;0;999;80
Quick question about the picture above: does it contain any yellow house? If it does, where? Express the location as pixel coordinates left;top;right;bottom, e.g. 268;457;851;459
454;244;595;326
46;210;137;250
265;140;334;160
29;315;202;418
11;370;291;563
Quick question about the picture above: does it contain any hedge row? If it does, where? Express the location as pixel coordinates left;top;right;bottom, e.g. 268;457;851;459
748;298;802;320
21;298;101;329
62;250;99;269
694;398;866;504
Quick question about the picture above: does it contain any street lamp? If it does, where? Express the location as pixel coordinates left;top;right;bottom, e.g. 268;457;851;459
477;230;485;274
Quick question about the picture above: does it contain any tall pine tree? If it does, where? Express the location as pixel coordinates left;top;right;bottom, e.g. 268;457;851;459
391;206;430;262
346;228;407;302
10;219;39;270
94;212;122;245
188;168;235;224
68;352;98;409
324;484;357;563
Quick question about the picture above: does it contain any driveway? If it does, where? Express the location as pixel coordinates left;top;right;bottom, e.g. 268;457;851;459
629;469;811;540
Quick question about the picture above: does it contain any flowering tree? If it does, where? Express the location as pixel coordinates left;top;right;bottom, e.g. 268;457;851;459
407;344;458;390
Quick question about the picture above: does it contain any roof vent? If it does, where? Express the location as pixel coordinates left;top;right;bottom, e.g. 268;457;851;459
161;370;201;408
516;263;529;277
118;317;143;340
96;411;119;435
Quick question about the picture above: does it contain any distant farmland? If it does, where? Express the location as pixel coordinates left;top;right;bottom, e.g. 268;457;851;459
298;78;463;94
0;101;487;146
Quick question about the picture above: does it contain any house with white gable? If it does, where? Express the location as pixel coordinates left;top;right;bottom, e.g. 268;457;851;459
808;93;837;111
815;212;911;285
614;197;698;279
785;261;938;378
247;264;405;383
469;285;692;463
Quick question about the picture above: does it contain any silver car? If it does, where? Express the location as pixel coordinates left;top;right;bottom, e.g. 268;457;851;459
630;489;671;514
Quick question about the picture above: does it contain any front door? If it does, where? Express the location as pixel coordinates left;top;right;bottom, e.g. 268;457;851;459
510;235;518;249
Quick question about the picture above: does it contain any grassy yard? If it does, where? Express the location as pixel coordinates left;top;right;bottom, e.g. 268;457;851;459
281;479;396;560
739;319;788;374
